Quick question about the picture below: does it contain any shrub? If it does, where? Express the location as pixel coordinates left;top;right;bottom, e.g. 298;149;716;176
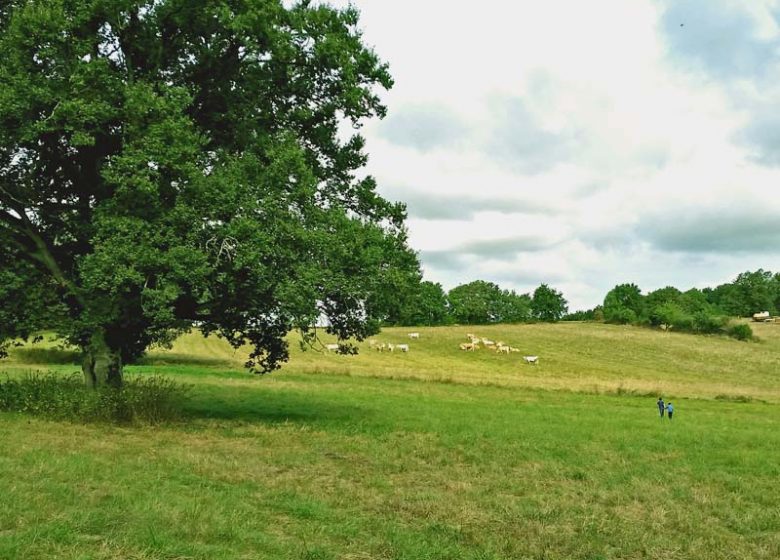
691;311;726;334
726;323;753;341
0;371;189;424
563;308;597;321
604;307;637;325
650;302;693;331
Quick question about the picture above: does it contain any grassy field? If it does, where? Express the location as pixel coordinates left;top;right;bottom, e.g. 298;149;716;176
1;323;779;559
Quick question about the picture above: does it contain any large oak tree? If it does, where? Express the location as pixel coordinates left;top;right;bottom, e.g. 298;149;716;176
0;0;420;387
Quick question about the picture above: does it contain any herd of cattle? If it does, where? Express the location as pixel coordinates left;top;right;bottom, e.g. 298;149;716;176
325;331;539;364
459;333;538;364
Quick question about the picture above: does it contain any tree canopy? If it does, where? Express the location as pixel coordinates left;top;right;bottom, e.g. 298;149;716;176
0;0;420;387
447;280;532;325
603;283;643;324
706;269;779;317
530;283;567;322
384;280;450;327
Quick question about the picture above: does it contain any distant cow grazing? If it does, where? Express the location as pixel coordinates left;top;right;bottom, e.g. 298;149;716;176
523;355;539;365
408;332;420;339
396;343;410;352
459;342;477;351
324;343;340;352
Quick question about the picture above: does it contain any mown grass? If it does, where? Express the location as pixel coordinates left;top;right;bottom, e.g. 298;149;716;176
1;323;779;559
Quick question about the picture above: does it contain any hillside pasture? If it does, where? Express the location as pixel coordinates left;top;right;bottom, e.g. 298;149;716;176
137;322;780;403
0;323;779;559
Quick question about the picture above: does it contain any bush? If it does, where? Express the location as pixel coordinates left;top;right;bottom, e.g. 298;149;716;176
0;371;189;424
604;307;637;325
649;302;693;331
690;311;726;334
726;323;753;341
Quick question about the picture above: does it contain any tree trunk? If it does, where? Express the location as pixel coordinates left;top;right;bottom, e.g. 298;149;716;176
82;332;123;389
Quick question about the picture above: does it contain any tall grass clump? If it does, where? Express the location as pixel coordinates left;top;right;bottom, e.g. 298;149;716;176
0;371;189;424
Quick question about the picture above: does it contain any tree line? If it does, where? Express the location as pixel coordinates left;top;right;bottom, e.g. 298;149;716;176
384;280;568;326
591;269;780;339
388;269;780;340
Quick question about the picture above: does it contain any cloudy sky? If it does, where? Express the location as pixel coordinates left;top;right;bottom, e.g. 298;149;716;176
331;0;780;310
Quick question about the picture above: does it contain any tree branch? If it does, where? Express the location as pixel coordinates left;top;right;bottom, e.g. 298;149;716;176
22;219;84;305
0;183;27;209
1;204;86;308
0;208;25;231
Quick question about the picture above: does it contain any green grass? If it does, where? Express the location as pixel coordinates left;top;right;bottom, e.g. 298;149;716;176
1;323;779;559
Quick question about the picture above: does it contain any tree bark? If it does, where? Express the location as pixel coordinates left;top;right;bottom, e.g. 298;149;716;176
82;332;123;389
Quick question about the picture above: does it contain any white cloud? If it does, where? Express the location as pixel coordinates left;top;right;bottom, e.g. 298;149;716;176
330;0;780;309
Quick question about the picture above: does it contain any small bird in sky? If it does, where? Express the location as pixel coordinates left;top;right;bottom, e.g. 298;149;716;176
680;23;684;27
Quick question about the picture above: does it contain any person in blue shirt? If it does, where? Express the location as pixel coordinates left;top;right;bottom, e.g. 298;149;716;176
657;397;665;418
666;402;674;420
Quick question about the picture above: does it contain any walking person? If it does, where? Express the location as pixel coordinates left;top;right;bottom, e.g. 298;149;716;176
657;397;665;418
666;401;674;421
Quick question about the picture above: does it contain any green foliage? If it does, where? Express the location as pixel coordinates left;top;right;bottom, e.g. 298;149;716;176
603;283;643;324
447;281;501;324
707;269;780;317
596;279;757;340
640;285;732;336
644;286;682;325
0;371;188;423
730;270;777;316
446;281;531;324
652;302;689;330
606;282;732;337
679;288;711;314
726;323;754;341
563;308;598;321
0;252;66;358
690;311;726;334
384;281;450;326
0;0;418;380
530;283;568;322
501;290;533;323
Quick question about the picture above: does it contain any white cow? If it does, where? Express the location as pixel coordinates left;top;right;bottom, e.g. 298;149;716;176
523;355;539;365
459;342;477;351
324;343;340;352
408;332;420;339
396;344;410;352
496;344;511;354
